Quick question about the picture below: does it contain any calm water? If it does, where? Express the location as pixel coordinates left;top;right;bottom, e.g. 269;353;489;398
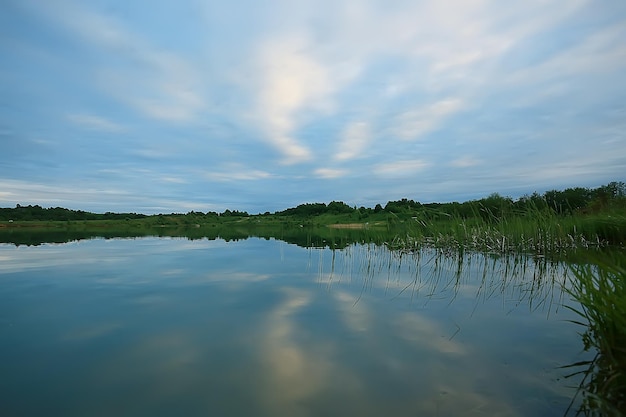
0;237;585;416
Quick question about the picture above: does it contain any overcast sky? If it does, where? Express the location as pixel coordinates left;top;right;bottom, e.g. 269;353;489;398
1;0;625;214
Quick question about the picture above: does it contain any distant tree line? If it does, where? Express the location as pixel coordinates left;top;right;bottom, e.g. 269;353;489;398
418;182;624;220
273;181;625;221
1;181;624;222
277;201;354;216
0;205;254;222
0;205;149;222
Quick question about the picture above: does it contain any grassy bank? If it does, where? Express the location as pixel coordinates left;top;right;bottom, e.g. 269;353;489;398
386;207;625;256
2;181;625;253
1;205;624;253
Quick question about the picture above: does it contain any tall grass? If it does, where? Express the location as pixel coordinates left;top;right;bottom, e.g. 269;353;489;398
564;254;626;416
390;205;625;257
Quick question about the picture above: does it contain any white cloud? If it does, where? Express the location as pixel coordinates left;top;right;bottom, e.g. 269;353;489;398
335;121;371;161
374;159;431;178
391;99;464;141
202;165;273;182
507;23;626;88
35;1;205;123
252;34;334;164
0;178;218;214
5;0;625;213
258;287;344;415
130;148;172;160
159;176;188;184
66;113;124;132
450;156;482;168
506;151;626;185
314;168;348;179
0;179;130;207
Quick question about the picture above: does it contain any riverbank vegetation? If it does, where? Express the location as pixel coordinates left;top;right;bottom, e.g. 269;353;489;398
2;181;625;253
565;253;626;416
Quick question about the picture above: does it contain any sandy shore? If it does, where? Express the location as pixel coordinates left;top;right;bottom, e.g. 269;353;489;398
327;223;367;229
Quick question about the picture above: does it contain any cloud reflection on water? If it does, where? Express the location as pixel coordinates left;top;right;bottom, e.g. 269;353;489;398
0;237;580;416
257;288;341;416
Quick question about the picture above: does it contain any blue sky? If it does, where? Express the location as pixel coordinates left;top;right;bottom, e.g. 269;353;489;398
1;0;625;214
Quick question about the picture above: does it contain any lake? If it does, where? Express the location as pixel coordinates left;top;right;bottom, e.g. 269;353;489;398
0;235;586;416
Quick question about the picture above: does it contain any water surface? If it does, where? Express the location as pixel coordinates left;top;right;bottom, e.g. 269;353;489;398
0;237;584;416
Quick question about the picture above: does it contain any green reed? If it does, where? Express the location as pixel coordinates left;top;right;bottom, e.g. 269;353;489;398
389;204;624;257
563;254;626;416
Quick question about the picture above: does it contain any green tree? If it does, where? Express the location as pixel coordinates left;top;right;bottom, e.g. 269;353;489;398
327;201;354;214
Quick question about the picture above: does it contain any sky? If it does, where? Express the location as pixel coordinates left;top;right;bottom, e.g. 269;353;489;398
1;0;625;214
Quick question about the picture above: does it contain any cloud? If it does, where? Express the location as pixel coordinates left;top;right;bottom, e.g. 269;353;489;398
314;168;348;179
506;23;626;92
33;1;205;123
450;156;482;168
159;176;188;184
129;148;172;160
335;121;371;161
408;0;589;79
252;34;334;164
0;178;130;208
202;165;273;182
373;159;431;178
258;288;340;416
391;99;464;141
66;113;124;132
0;178;218;214
508;154;626;185
4;0;626;213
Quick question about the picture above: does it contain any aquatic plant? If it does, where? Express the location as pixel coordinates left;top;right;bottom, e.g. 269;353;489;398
388;204;624;257
564;254;626;416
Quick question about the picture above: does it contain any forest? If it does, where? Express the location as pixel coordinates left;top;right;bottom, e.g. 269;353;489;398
1;181;624;222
